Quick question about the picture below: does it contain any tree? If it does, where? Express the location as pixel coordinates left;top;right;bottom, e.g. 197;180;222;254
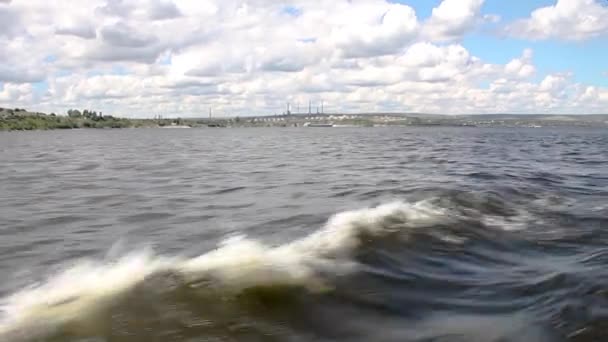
68;109;82;118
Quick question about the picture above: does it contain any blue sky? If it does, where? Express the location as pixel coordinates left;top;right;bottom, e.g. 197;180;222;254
394;0;608;86
1;0;607;116
467;35;608;87
391;0;557;20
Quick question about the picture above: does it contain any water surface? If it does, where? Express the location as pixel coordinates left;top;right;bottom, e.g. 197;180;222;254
1;127;608;341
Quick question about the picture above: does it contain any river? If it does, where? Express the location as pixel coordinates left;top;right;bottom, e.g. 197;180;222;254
1;127;607;341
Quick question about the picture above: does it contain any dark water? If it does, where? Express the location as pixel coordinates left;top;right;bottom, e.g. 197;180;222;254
1;127;607;342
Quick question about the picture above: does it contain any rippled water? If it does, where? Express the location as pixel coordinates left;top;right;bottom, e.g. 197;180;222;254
1;127;608;341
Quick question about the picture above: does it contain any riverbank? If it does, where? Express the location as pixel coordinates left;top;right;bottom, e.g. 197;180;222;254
0;108;193;131
2;107;608;131
0;108;133;130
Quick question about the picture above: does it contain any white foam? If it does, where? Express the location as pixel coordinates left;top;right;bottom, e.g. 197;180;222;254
481;207;538;231
179;236;330;291
179;201;446;289
0;201;448;340
293;200;447;256
0;250;173;338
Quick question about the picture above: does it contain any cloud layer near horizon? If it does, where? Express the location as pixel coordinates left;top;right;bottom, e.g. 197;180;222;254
0;0;607;117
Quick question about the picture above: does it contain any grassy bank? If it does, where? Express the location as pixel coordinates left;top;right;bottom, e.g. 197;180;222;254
0;108;172;131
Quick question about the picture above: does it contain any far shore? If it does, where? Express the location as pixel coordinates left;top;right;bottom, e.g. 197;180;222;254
2;107;608;131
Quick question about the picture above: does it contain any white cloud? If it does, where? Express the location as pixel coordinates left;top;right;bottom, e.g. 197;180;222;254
505;0;608;40
0;65;46;84
422;0;486;41
0;0;606;116
0;6;23;37
0;83;34;103
55;23;97;40
148;0;182;20
397;43;477;83
504;49;535;79
100;22;158;48
331;3;419;58
539;74;569;93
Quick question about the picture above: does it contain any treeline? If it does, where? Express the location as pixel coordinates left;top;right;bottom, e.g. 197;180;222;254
0;107;236;131
4;108;28;113
67;109;106;120
0;107;136;131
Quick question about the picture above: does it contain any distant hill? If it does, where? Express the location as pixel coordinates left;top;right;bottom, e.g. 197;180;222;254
454;113;608;122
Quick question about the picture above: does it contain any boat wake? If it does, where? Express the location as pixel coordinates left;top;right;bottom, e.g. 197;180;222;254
0;197;587;341
0;201;451;340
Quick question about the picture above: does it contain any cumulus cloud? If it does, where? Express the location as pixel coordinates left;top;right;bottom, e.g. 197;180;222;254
100;22;158;48
0;7;22;37
259;40;324;73
0;0;606;116
539;73;570;94
504;49;535;79
86;45;167;63
75;22;168;63
57;75;146;101
423;0;486;41
148;0;182;20
0;66;45;83
0;83;34;103
396;43;477;83
505;0;608;40
332;3;419;58
55;23;97;39
96;0;134;18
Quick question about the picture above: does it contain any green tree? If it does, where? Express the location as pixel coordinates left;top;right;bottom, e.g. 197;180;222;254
68;109;82;118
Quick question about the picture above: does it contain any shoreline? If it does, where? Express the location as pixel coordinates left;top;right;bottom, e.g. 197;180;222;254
2;108;608;131
1;123;606;132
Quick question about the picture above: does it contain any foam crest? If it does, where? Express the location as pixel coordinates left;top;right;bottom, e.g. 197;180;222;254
180;201;447;289
294;200;448;255
179;236;329;291
0;250;172;338
0;201;447;340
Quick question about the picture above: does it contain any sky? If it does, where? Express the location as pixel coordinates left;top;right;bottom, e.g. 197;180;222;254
0;0;607;118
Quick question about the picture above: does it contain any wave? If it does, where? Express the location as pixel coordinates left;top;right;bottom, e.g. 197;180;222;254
0;251;171;340
0;199;532;340
0;201;451;340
